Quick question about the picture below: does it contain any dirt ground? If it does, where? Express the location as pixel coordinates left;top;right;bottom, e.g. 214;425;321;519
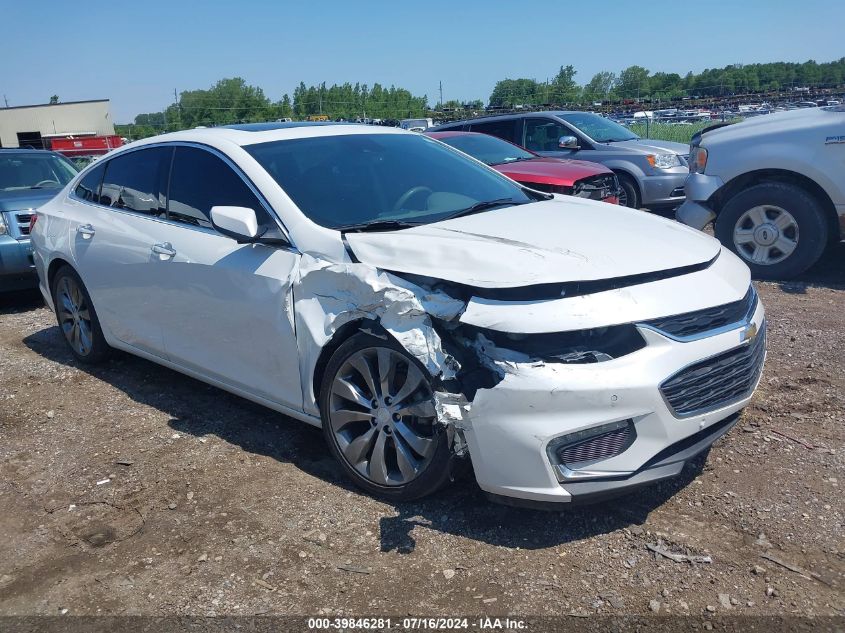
0;245;843;622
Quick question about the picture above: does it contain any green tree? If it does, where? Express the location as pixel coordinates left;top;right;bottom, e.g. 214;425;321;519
617;65;651;99
583;71;616;101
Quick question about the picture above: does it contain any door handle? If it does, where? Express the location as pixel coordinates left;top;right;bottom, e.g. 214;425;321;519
77;224;95;238
151;242;176;258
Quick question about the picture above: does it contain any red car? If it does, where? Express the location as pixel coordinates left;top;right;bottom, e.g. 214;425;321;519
426;131;620;204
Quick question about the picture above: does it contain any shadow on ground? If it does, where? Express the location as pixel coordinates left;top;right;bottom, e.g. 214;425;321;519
776;241;845;294
0;289;43;314
22;323;706;553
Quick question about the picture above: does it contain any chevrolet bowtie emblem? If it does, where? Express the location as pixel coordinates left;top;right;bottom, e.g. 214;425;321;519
741;322;758;344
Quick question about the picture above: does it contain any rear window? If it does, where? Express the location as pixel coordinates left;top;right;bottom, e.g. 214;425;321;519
100;147;171;215
73;163;106;203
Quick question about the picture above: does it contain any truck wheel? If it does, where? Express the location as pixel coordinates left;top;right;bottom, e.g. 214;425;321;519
616;174;640;209
319;332;454;501
715;182;828;280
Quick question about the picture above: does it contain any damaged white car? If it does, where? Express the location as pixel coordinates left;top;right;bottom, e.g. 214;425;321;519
30;123;766;506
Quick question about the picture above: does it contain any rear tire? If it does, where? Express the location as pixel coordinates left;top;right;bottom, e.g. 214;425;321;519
715;182;828;280
616;174;640;209
51;265;110;364
319;332;454;502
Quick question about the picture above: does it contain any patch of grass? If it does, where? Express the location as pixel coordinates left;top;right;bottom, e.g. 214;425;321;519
629;119;741;144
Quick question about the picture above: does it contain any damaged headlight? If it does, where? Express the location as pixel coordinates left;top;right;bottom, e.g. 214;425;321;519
444;322;646;364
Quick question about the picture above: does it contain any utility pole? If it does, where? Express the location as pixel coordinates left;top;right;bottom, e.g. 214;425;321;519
174;89;180;129
439;81;443;109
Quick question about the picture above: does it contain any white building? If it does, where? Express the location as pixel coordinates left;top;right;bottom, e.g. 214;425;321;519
0;99;115;149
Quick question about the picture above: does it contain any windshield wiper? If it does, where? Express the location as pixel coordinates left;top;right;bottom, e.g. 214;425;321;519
440;198;527;222
337;219;423;233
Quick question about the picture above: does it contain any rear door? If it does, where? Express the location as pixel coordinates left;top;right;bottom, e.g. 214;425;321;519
468;118;519;144
69;146;172;356
157;145;302;408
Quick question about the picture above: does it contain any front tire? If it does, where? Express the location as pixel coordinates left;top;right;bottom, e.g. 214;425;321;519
715;182;828;280
616;174;640;209
51;266;110;364
319;332;453;501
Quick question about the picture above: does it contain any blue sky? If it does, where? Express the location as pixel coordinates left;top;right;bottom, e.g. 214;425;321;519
2;0;843;122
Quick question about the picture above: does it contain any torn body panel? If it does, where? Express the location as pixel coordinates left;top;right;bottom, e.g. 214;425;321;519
293;254;465;417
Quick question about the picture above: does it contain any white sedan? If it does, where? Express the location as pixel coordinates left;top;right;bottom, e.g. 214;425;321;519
30;123;766;506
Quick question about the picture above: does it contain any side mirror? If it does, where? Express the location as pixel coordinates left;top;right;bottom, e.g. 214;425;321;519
558;135;579;149
210;206;259;242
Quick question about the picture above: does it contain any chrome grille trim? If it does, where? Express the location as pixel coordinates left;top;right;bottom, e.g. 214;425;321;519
639;286;757;342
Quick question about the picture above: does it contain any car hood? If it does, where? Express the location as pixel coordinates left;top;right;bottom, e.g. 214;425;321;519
702;107;842;144
493;157;610;186
345;198;720;288
610;138;690;155
0;188;62;212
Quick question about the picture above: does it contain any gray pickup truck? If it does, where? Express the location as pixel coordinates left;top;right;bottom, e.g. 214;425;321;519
677;106;845;279
0;150;78;292
430;111;690;210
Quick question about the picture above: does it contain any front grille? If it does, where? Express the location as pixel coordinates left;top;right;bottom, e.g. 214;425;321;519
643;286;757;340
557;423;635;467
660;325;766;417
15;213;32;236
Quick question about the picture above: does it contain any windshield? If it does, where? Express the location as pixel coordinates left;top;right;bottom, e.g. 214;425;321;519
0;152;77;191
437;134;535;165
558;112;639;143
246;133;534;229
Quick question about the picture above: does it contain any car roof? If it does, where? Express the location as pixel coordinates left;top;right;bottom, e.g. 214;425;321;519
425;131;482;139
118;122;408;152
433;110;587;129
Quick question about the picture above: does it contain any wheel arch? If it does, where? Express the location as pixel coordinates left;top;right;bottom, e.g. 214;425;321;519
47;257;78;293
713;169;840;242
310;317;391;408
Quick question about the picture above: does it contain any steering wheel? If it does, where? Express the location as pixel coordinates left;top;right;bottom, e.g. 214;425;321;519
35;179;60;188
393;186;433;213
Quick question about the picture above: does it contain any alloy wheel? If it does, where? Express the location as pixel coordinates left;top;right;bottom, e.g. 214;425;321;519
56;276;93;356
617;187;628;207
733;205;799;266
328;346;438;486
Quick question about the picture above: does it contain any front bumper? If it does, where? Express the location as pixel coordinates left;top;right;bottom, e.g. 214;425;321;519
0;236;37;292
675;173;725;229
639;169;688;208
462;299;765;504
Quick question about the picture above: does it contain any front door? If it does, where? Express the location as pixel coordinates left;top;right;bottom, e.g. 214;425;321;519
156;146;302;409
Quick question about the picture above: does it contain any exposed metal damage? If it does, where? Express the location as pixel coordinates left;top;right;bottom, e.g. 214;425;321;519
292;253;653;458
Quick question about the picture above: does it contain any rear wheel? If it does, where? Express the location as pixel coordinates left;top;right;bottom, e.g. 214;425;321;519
51;266;110;364
319;332;453;501
616;174;640;209
715;182;828;280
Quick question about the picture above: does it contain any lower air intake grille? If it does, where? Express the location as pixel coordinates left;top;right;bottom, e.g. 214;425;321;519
660;324;766;417
552;420;636;468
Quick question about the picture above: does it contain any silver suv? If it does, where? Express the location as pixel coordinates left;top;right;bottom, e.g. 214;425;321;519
677;106;845;279
430;111;690;210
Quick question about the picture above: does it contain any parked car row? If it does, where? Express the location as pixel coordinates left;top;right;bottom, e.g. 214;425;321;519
430;111;690;211
26;122;766;508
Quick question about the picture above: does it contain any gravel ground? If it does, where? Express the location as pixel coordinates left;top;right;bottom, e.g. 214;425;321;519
0;245;843;621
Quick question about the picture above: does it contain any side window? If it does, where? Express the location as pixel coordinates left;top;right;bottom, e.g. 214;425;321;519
100;147;170;215
167;147;268;229
469;119;516;143
73;163;106;203
523;118;568;151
